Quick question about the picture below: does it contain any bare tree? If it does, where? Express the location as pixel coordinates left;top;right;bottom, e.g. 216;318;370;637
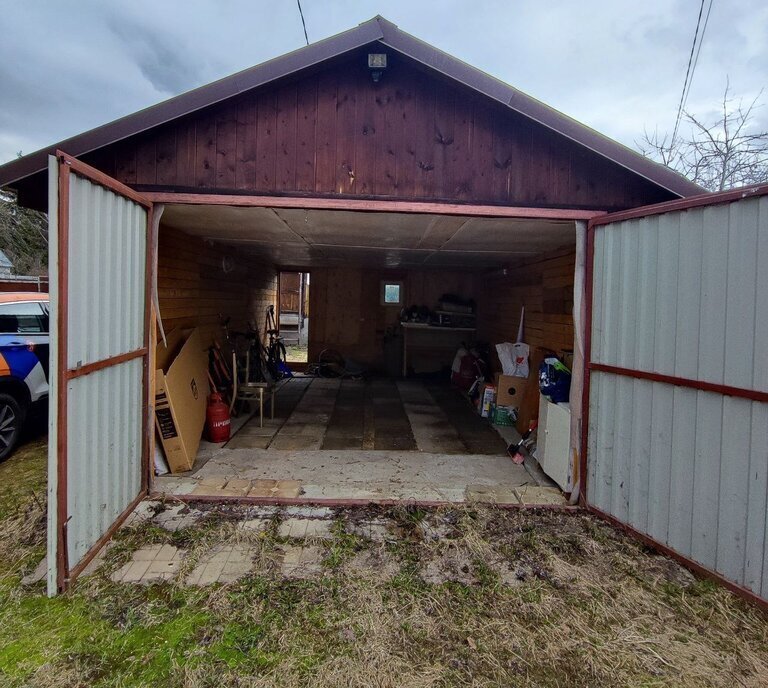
639;82;768;192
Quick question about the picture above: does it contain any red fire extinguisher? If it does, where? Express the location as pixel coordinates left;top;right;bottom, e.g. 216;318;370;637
206;392;231;443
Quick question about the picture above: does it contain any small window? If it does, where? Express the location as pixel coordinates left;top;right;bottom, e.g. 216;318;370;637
0;302;48;334
381;281;403;306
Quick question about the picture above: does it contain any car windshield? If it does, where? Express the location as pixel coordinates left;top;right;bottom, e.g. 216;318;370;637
0;301;48;334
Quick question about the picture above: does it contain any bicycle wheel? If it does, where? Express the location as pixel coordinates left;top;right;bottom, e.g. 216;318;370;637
266;340;290;379
262;343;278;382
276;340;287;367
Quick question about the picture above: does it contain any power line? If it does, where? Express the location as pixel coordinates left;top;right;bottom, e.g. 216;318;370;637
683;0;714;114
671;0;705;146
671;0;713;147
296;0;309;46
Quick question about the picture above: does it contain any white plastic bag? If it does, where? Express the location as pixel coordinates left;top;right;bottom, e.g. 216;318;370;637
154;442;170;476
496;307;529;377
496;342;530;378
451;346;468;374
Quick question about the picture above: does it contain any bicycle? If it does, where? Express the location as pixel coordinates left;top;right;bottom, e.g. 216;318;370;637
220;315;267;383
263;305;290;381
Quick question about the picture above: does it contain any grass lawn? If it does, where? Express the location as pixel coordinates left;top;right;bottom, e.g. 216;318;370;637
1;438;767;687
284;344;308;364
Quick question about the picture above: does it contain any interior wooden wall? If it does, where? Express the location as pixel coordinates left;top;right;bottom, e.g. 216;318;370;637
309;267;476;370
157;226;277;349
476;247;576;368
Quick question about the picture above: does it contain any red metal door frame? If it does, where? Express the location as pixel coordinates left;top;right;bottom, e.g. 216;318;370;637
579;182;768;611
55;151;154;591
140;191;602;221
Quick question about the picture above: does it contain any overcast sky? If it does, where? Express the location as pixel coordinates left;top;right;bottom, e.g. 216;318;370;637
0;0;766;165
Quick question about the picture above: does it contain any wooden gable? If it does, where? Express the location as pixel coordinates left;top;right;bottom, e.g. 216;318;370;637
76;49;672;211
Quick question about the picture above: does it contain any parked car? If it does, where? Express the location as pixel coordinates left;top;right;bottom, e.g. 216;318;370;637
0;293;49;460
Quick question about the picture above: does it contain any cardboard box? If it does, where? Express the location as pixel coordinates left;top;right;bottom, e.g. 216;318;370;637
479;383;495;417
154;328;209;473
495;373;528;408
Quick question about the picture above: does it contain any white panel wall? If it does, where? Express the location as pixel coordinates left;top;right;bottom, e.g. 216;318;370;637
589;194;768;599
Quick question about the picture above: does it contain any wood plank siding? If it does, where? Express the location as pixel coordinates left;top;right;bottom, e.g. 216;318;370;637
157;227;277;348
309;266;477;371
476;248;576;360
81;51;673;211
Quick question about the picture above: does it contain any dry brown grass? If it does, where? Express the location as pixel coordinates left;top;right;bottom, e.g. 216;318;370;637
3;480;768;688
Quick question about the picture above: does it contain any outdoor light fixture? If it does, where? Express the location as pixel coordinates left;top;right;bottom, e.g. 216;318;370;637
368;53;387;82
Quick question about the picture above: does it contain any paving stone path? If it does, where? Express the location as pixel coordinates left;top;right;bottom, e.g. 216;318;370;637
111;544;184;584
186;544;258;585
19;501;561;588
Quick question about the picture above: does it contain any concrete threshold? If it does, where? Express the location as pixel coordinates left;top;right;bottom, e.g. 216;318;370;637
152;448;566;506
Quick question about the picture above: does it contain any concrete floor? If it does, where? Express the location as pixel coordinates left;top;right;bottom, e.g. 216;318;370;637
154;377;563;505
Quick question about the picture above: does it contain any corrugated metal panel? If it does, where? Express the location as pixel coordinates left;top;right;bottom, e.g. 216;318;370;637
591;195;768;392
64;172;147;571
589;193;768;599
47;158;148;594
66;359;143;566
67;173;145;367
589;374;768;596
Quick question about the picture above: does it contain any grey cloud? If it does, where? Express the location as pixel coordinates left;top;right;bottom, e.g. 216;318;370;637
106;17;210;96
0;0;765;163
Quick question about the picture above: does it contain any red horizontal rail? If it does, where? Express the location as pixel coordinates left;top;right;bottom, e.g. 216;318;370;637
589;362;768;403
590;182;768;228
142;191;605;221
57;150;153;209
66;348;147;380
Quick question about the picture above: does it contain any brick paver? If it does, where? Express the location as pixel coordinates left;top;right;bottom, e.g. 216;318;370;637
347;519;393;543
153;503;204;531
186;544;256;585
279;518;333;540
280;545;324;579
111;544;184;584
237;518;269;532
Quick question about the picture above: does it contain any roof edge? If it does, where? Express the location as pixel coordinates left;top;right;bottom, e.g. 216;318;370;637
0;17;386;186
0;15;704;198
376;20;704;197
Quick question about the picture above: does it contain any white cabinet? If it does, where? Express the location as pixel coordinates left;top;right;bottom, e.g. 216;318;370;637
536;394;571;491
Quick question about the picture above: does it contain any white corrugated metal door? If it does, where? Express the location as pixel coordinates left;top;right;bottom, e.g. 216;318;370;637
47;152;152;595
584;186;768;605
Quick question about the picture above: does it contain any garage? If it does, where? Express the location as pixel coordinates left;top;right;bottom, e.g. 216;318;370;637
149;200;585;505
6;15;764;608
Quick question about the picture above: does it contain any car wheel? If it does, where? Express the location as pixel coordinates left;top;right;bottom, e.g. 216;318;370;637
0;393;25;462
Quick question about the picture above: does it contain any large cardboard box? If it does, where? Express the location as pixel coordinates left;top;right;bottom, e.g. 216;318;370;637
154;328;209;473
495;373;528;408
